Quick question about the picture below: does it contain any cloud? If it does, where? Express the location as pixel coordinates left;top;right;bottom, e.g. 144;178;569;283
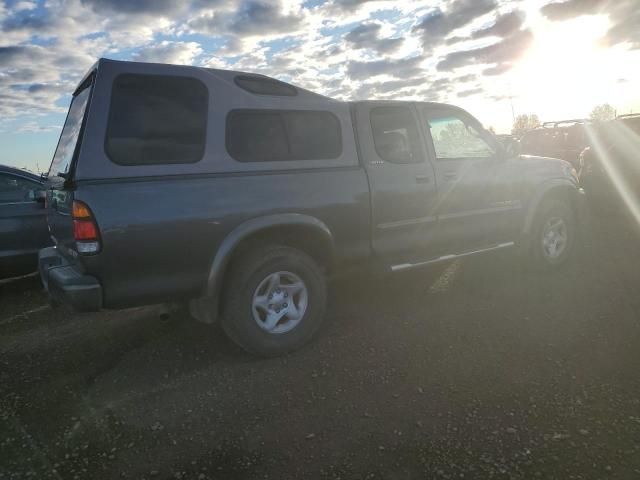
436;28;533;72
346;55;424;80
330;0;384;10
13;1;38;11
455;73;476;83
413;0;497;50
321;0;393;17
471;10;525;39
228;1;304;35
457;86;483;97
369;77;426;94
188;1;304;38
0;45;29;64
602;1;640;49
540;0;607;21
16;121;60;133
80;0;183;16
344;22;403;54
1;9;50;32
132;41;203;65
541;0;640;50
482;63;512;75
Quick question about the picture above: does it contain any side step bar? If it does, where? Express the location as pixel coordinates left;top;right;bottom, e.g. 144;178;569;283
391;242;515;272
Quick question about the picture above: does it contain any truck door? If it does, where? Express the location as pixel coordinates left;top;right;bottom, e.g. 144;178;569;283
354;103;438;266
417;105;522;253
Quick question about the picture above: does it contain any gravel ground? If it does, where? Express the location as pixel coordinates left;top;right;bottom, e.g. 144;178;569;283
2;204;640;480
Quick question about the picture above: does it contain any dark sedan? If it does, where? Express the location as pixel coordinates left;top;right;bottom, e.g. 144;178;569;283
0;165;51;279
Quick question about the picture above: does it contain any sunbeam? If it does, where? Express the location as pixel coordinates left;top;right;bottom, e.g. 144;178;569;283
584;121;640;225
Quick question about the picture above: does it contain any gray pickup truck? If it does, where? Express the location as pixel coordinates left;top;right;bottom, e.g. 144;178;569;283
39;58;585;356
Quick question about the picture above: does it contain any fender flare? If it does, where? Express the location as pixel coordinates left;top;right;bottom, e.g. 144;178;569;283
522;179;581;235
203;213;334;299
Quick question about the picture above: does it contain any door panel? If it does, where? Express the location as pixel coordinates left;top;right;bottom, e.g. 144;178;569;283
355;103;438;266
418;106;522;253
0;173;49;277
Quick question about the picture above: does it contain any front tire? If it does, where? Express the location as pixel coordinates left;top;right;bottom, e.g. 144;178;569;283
221;245;327;357
530;199;575;268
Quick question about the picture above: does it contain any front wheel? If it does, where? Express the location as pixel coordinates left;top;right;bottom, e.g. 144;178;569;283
221;245;327;357
530;200;576;268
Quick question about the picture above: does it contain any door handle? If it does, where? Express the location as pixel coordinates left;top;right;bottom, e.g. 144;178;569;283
443;172;458;181
415;175;430;184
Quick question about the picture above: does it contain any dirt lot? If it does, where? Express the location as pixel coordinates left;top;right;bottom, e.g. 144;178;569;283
2;205;640;480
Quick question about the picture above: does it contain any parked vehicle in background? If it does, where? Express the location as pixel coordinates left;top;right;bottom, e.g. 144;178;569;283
496;134;521;157
39;59;585;356
520;119;590;169
0;165;51;279
578;113;640;204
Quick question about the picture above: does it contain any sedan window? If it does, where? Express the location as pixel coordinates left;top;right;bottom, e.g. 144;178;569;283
0;174;39;204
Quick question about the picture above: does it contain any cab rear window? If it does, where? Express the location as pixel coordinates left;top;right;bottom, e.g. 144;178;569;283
106;74;208;166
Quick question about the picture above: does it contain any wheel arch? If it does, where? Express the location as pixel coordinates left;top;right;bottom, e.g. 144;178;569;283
522;179;582;235
204;214;334;301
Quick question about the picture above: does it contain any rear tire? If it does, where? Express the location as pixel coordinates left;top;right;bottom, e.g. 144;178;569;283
220;245;327;357
530;199;575;269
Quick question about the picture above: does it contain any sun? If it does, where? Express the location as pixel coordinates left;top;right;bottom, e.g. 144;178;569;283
510;13;624;120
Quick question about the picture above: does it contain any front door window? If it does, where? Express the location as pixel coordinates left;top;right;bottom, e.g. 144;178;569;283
426;114;496;160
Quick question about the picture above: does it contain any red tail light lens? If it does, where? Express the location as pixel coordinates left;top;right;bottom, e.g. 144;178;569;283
72;200;101;254
73;219;98;240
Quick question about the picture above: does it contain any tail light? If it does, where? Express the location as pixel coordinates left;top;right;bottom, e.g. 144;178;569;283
72;200;101;254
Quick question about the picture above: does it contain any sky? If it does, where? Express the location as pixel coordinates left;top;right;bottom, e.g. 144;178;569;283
1;0;639;173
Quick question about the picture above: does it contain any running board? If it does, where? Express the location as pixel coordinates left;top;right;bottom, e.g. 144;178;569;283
390;242;515;272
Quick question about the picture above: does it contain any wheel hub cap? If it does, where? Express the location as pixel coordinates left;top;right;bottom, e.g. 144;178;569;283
542;216;568;259
252;271;308;334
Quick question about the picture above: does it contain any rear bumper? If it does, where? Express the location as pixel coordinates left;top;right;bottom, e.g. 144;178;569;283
38;247;102;311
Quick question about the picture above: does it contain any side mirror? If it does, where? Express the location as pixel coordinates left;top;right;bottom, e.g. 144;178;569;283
33;189;46;206
502;137;521;158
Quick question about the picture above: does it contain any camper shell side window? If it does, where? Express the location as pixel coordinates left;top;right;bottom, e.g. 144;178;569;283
226;109;343;162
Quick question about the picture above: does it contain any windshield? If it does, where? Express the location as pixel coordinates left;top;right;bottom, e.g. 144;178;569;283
48;85;91;178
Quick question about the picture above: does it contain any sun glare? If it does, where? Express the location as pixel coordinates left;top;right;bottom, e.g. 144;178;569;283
511;15;619;119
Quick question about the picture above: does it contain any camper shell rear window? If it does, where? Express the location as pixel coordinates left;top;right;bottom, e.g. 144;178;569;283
105;74;208;166
48;75;93;179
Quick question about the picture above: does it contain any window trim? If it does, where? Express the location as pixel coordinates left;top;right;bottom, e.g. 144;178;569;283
105;73;209;167
369;105;425;165
225;108;343;163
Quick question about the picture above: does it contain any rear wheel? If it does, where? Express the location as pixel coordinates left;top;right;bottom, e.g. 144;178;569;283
221;245;327;357
530;199;575;268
